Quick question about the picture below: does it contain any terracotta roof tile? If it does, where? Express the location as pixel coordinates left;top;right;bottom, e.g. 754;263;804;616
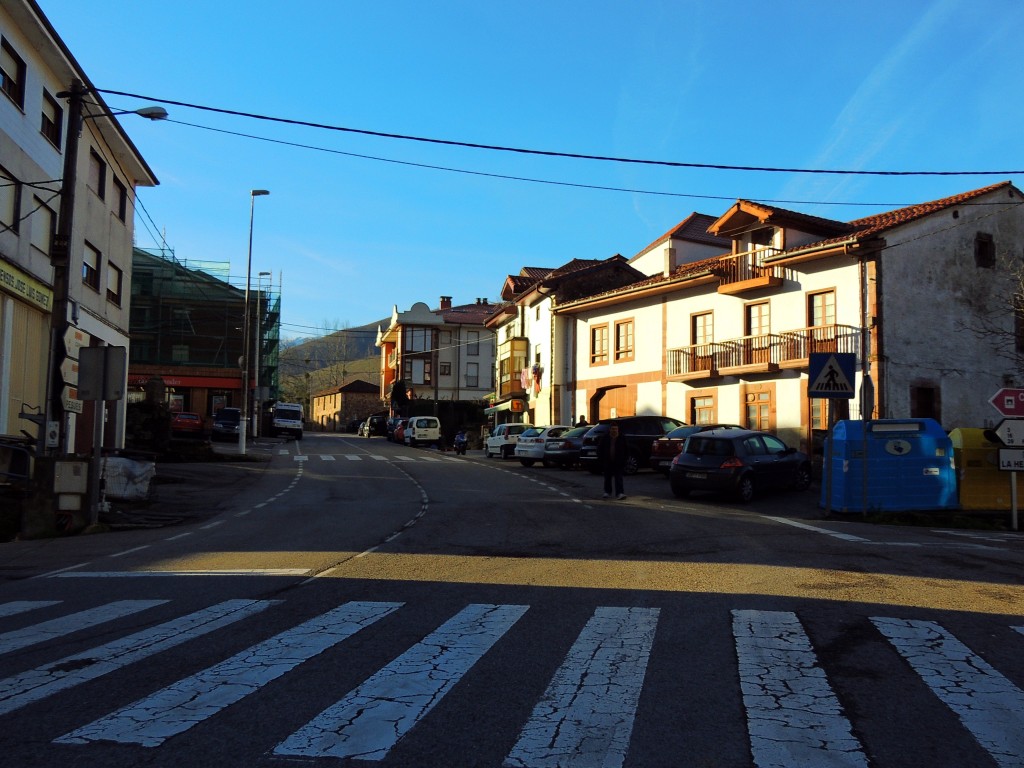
633;212;729;258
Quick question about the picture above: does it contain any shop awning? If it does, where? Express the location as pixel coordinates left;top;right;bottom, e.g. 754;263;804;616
484;398;526;416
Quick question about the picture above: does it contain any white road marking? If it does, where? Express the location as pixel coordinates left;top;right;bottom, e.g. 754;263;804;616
873;617;1024;768
0;601;60;618
0;600;166;656
320;455;335;461
345;454;363;461
107;545;151;558
763;517;869;542
505;606;659;768
294;455;308;462
275;603;528;761
57;601;403;747
732;609;867;768
0;600;276;716
47;569;311;578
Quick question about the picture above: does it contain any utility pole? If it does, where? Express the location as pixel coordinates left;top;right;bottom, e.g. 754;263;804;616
48;78;86;455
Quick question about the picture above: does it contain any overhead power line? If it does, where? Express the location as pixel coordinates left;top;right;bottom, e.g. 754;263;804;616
98;88;1024;178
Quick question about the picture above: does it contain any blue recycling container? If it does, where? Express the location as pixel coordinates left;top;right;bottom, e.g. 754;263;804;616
820;419;958;513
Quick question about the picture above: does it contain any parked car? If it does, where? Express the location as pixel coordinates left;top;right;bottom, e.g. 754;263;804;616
650;423;744;475
211;407;241;442
392;420;407;444
356;420;368;437
484;423;534;459
578;415;684;475
170;411;206;439
514;425;571;466
365;414;388;437
405;416;441;447
542;425;590;468
668;428;812;503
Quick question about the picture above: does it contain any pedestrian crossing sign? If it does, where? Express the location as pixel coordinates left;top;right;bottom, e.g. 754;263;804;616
808;353;856;399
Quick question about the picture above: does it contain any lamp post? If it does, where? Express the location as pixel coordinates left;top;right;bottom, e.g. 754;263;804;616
253;270;271;437
239;189;269;456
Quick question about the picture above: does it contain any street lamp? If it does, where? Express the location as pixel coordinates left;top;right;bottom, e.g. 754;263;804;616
253;270;271;437
239;189;270;455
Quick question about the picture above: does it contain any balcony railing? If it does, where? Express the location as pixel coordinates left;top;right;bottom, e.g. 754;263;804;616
667;324;862;380
712;247;785;294
778;324;861;365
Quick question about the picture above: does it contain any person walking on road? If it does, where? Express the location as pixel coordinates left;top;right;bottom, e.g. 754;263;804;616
597;424;627;500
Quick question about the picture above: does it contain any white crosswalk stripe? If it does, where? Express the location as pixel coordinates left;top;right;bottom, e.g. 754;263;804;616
0;600;61;618
57;601;402;747
733;609;868;768
505;606;658;768
0;599;276;717
873;617;1024;768
274;603;528;760
0;598;1019;766
0;600;166;656
299;453;462;463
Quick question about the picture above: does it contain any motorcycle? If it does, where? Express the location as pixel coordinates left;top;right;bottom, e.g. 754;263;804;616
453;431;468;455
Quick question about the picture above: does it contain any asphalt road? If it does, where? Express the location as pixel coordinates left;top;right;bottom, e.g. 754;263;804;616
0;432;1022;767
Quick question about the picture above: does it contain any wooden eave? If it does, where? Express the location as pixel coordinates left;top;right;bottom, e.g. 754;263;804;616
554;272;718;315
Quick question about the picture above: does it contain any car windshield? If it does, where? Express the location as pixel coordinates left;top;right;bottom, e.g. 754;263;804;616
520;428;542;438
564;427;589;438
276;408;301;420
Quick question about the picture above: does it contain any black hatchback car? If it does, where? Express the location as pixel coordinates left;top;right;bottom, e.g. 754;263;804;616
668;428;811;502
578;415;684;475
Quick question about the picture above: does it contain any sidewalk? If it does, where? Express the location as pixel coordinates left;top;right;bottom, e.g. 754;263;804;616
98;439;274;530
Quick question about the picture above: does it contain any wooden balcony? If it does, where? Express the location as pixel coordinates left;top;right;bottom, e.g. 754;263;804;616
667;325;862;382
667;343;728;381
778;324;861;367
716;334;783;376
713;247;785;295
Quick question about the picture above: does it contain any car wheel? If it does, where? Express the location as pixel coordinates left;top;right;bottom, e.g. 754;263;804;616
735;474;755;503
624;453;640;475
409;438;417;448
542;459;556;468
793;463;812;491
502;445;513;460
520;458;535;467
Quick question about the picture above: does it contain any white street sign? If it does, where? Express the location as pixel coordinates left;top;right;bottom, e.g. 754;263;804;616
61;385;83;414
998;448;1024;471
60;357;79;386
994;418;1024;446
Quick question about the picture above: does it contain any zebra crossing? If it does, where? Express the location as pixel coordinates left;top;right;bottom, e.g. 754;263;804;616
282;449;465;464
1;597;1023;766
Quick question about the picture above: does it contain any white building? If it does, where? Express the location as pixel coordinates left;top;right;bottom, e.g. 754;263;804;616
0;0;157;452
556;182;1024;452
376;297;498;411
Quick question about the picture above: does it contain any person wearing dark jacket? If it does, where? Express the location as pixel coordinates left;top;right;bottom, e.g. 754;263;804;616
597;424;628;499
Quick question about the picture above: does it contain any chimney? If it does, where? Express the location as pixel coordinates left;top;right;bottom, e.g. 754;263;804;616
664;246;676;277
440;296;452;309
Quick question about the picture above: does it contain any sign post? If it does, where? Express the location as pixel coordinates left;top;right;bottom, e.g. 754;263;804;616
990;392;1024;531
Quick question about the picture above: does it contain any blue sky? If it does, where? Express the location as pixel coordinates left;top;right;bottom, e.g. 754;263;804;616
36;0;1024;340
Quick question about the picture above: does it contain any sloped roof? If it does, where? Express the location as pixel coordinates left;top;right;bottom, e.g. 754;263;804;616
557;181;1022;312
709;200;851;239
633;212;730;259
434;300;498;324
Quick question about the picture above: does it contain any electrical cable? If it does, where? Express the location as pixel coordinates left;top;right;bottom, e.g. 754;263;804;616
97;88;1024;177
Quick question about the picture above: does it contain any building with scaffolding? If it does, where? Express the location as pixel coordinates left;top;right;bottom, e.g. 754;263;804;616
127;247;280;423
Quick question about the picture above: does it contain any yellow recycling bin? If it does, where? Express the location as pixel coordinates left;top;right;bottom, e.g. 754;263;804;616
949;428;1013;510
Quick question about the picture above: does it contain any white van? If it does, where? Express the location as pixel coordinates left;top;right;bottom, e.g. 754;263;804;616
271;402;304;439
404;416;441;447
